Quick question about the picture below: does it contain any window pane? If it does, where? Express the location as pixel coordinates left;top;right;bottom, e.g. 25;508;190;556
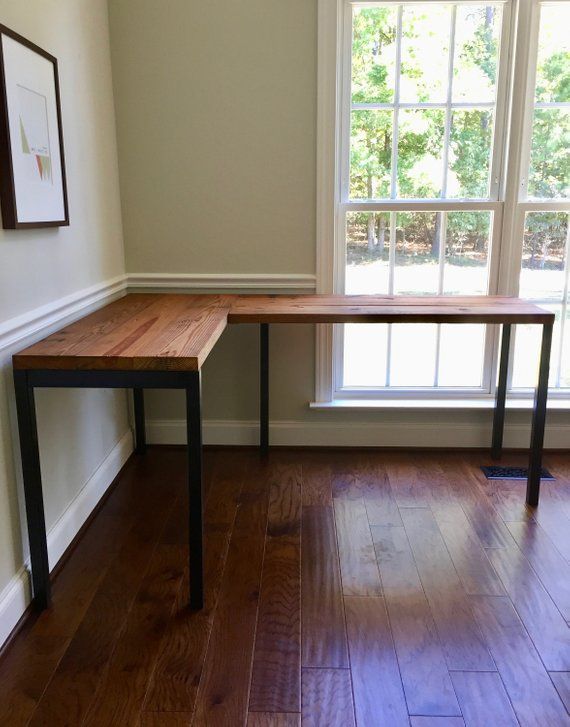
513;212;569;389
390;324;438;386
444;211;491;295
528;108;570;199
397;109;445;198
512;304;562;388
343;324;388;387
350;110;393;199
448;110;494;198
394;212;440;295
346;212;391;295
453;5;502;103
352;7;397;104
535;5;570;104
438;324;485;387
400;5;450;103
519;212;568;302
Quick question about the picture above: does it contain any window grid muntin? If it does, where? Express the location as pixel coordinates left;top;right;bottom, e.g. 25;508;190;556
340;1;503;393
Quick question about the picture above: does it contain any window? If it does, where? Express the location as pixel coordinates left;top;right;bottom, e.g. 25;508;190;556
317;0;570;402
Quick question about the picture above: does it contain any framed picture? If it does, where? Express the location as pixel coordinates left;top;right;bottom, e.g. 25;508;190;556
0;25;68;228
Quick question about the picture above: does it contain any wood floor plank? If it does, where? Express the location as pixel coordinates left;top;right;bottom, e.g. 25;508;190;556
448;456;514;548
333;498;382;596
301;668;355;727
486;543;570;671
143;453;247;713
550;672;570;713
451;671;518;726
385;453;431;508
372;525;460;717
140;712;192;726
401;508;495;671
354;454;402;527
344;595;409;726
507;521;570;621
301;455;332;506
26;457;182;727
432;503;505;596
83;528;186;726
410;718;465;726
249;463;301;713
191;460;270;725
470;595;569;726
301;506;348;668
533;500;570;561
247;712;301;727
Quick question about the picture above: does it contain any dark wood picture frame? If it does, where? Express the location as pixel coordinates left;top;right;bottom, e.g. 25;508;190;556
0;24;69;229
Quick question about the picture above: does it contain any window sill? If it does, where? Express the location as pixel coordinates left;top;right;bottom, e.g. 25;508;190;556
309;398;570;411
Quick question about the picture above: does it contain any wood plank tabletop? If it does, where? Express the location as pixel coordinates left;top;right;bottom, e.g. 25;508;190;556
13;293;553;372
228;295;554;325
13;294;232;371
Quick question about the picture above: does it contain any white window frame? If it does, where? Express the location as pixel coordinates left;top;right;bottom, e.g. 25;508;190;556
315;0;570;404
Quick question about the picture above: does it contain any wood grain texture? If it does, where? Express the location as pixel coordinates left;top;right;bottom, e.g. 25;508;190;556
486;544;570;671
4;450;570;727
249;463;301;713
470;596;569;725
143;454;248;713
410;718;465;726
228;294;553;324
26;455;182;726
451;671;518;727
372;525;460;717
192;460;269;726
13;294;232;371
333;498;382;596
401;508;494;671
507;520;570;621
344;596;409;726
432;503;505;596
301;506;349;668
301;668;356;727
246;712;301;727
550;671;570;713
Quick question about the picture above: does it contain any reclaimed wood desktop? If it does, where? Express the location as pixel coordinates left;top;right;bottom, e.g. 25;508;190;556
12;293;554;612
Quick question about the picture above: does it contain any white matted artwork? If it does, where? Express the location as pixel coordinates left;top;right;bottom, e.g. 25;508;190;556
0;25;68;228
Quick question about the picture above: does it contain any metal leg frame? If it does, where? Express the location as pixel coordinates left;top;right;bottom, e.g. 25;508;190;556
14;369;205;612
491;323;511;460
260;323;269;454
14;370;51;610
133;388;146;455
527;323;553;507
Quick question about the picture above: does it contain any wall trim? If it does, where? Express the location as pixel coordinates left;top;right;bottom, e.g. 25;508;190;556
146;417;570;450
0;274;127;355
126;272;317;291
0;429;133;649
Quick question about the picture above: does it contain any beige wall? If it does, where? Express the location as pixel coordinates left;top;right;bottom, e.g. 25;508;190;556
0;0;129;611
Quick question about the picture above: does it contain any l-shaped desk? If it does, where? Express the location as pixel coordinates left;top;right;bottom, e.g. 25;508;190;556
12;293;554;611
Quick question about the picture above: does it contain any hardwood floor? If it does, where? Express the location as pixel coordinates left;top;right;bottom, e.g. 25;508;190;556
1;447;570;726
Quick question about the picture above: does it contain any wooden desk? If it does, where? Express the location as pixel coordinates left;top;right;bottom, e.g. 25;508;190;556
12;293;555;613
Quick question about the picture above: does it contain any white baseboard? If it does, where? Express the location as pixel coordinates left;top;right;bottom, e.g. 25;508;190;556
126;272;316;291
146;417;570;449
0;429;133;649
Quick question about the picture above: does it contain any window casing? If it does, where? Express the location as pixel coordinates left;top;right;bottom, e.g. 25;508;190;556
316;0;570;403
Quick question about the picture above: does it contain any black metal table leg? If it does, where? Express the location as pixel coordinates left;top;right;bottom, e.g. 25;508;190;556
13;370;51;610
260;323;269;454
186;371;204;610
133;388;146;455
491;323;511;460
527;322;553;507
